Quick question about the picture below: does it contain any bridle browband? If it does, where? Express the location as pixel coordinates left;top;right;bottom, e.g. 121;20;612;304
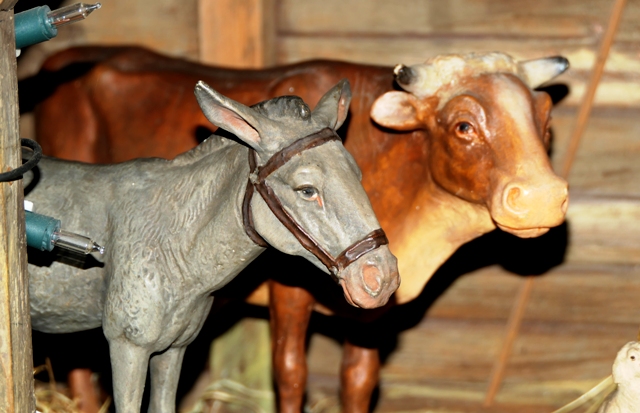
242;127;389;278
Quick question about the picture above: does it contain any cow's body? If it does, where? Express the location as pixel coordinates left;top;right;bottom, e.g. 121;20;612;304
35;47;389;174
32;47;569;413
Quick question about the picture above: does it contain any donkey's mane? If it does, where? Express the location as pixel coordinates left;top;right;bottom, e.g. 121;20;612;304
251;96;311;120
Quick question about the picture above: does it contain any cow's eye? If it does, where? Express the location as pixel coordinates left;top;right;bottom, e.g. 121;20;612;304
457;122;472;133
296;186;319;201
454;121;477;141
456;122;476;137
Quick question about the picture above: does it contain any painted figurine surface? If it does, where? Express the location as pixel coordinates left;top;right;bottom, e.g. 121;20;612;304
598;342;640;413
29;48;569;412
273;52;570;413
26;79;400;413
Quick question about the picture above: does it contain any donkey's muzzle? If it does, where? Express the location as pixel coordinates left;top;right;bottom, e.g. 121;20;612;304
339;245;400;309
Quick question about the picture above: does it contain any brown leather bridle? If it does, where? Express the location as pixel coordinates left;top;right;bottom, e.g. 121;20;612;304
242;127;389;278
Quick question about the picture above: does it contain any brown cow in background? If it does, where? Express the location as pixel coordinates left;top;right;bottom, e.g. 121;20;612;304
27;46;569;413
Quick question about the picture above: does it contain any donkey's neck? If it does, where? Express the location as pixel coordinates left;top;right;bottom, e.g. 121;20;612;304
391;173;496;304
161;136;264;293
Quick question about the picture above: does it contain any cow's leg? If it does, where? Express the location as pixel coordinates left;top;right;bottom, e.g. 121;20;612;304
109;339;151;413
148;346;186;413
340;340;380;413
269;280;315;413
68;368;101;413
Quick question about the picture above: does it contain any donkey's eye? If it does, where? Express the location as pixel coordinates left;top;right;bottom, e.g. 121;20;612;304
632;355;636;361
296;186;319;200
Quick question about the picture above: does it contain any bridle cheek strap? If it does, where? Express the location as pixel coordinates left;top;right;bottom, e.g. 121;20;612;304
241;128;389;277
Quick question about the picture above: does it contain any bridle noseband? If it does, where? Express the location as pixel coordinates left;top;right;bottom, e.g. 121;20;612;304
242;128;389;278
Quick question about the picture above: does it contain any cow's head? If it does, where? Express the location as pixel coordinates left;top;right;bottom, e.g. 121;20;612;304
371;52;569;237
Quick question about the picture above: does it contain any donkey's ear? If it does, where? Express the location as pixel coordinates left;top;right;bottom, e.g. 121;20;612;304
195;81;264;150
371;91;422;131
312;79;352;130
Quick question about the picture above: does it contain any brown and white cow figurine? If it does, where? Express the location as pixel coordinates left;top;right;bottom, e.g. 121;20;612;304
29;47;569;413
272;52;569;413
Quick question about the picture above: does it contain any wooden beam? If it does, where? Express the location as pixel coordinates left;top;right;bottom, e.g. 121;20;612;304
0;0;19;11
198;0;276;68
561;0;628;178
0;8;35;413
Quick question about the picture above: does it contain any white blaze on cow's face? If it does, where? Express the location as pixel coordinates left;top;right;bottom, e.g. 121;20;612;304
476;74;569;237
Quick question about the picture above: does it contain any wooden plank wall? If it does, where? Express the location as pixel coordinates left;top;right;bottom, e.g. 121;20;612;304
16;0;200;78
199;0;276;68
270;1;640;412
272;0;640;265
276;0;640;105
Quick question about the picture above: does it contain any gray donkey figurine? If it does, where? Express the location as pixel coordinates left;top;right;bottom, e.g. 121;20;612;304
25;79;400;413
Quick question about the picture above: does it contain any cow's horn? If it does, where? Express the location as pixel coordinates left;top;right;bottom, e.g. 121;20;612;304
519;56;569;89
394;64;420;92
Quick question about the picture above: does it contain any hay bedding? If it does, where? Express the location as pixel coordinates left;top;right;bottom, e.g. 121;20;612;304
31;340;634;413
34;359;110;413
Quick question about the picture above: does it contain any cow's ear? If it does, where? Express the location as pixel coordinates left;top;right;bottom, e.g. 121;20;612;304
195;81;264;151
371;91;422;131
312;79;352;130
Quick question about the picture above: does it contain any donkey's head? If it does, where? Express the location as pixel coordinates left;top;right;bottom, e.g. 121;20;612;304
195;80;399;309
371;52;569;237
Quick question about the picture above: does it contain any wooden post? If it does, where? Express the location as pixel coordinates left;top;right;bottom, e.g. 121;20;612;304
0;1;36;412
198;0;276;68
194;8;278;410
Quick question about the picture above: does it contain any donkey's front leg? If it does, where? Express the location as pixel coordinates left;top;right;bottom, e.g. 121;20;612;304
148;346;186;413
109;338;152;413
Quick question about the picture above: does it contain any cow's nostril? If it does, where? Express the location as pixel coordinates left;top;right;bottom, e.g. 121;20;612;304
505;186;522;212
561;196;569;214
362;264;382;296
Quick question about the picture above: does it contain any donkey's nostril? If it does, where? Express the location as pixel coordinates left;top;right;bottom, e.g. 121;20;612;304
362;264;382;296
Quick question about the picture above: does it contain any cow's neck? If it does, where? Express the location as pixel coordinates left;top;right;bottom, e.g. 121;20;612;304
391;172;496;304
165;137;265;293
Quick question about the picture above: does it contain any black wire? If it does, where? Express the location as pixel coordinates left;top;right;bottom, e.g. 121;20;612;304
0;138;42;183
